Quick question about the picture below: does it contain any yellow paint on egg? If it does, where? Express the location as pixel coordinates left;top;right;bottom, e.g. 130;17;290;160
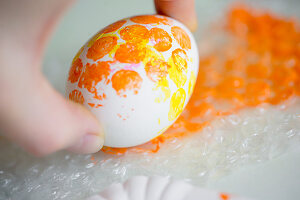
72;46;84;64
155;125;171;137
168;88;186;121
87;32;104;47
154;78;171;103
188;71;196;96
108;42;121;58
167;56;187;88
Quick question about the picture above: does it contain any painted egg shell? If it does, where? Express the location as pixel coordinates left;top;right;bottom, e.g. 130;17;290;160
66;15;199;147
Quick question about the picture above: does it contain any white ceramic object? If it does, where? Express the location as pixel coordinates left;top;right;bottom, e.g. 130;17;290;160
86;176;253;200
66;15;199;147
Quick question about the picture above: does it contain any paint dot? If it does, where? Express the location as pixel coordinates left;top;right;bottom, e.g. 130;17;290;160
168;50;188;88
168;88;186;121
150;27;172;52
87;36;118;61
120;25;149;43
219;193;230;200
145;59;169;82
101;20;127;34
69;90;85;104
68;58;83;83
172;48;188;72
171;26;191;50
78;61;111;94
130;15;169;25
115;42;146;64
111;70;143;96
88;103;95;108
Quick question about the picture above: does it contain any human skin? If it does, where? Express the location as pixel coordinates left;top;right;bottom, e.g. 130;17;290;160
0;0;197;156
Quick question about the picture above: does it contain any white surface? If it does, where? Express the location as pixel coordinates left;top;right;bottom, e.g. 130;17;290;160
208;150;300;200
87;176;252;200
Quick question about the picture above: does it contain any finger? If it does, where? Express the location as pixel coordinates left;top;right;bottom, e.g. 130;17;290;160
67;133;104;154
1;75;104;156
0;0;105;156
154;0;198;31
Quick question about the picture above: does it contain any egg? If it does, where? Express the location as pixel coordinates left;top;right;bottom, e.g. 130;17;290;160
66;15;199;147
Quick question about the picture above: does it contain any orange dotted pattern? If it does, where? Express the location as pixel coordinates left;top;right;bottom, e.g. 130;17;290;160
78;61;111;100
69;15;192;112
102;5;300;155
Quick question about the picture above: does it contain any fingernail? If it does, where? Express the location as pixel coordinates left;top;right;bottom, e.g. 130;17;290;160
68;134;104;154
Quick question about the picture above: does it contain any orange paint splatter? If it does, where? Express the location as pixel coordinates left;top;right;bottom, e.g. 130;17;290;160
88;103;95;108
246;64;269;79
101;20;127;34
87;36;118;61
171;26;191;50
101;146;128;155
220;193;230;200
130;15;169;25
149;27;172;52
111;70;143;96
245;81;271;106
69;90;85;104
120;25;149;43
270;66;297;86
145;59;169;82
78;61;110;98
68;58;83;83
115;42;146;64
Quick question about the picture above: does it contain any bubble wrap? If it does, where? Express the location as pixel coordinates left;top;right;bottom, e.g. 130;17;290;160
0;100;299;200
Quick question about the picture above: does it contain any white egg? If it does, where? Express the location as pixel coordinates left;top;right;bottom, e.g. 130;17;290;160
66;15;198;147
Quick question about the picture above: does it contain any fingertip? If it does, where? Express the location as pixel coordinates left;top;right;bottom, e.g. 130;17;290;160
155;0;198;32
66;101;105;154
67;133;104;154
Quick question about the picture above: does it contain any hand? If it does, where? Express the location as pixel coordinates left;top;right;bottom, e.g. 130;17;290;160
0;0;197;156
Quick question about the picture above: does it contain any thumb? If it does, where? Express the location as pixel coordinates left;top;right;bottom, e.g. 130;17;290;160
0;0;104;156
1;75;104;156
